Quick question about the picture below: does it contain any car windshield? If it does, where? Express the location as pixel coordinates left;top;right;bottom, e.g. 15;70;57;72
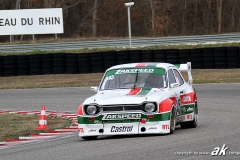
100;68;166;90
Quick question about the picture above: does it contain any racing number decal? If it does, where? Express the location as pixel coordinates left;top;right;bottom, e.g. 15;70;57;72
104;75;114;83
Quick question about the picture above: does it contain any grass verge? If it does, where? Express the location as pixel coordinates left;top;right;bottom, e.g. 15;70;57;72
0;114;72;142
1;40;240;56
0;69;240;89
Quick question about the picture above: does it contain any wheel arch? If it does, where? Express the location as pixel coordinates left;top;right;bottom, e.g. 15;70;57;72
77;103;84;116
158;98;175;113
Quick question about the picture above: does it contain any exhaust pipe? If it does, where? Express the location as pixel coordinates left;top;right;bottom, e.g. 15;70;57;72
99;129;104;133
141;127;146;132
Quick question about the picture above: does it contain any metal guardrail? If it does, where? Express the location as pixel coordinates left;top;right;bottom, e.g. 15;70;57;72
0;33;240;53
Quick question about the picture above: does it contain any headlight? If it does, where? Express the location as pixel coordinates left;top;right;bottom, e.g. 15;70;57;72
144;103;155;112
86;105;98;115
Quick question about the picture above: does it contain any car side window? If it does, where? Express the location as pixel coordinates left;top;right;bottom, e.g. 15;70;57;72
173;69;184;86
168;69;176;86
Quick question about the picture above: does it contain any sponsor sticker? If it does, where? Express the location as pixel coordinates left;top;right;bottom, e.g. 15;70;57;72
187;107;194;112
79;128;84;133
148;127;157;130
88;129;97;133
94;120;102;124
162;124;170;130
115;69;154;74
102;113;141;120
182;95;191;103
187;114;192;119
110;125;133;132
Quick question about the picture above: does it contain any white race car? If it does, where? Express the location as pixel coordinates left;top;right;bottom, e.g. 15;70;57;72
77;62;198;140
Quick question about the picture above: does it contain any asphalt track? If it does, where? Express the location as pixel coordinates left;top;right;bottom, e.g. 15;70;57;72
0;83;240;160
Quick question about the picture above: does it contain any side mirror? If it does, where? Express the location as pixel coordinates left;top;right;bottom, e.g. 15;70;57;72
90;86;98;92
170;83;179;88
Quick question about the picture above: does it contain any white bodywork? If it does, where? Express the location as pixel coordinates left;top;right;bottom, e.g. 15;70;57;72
78;62;197;138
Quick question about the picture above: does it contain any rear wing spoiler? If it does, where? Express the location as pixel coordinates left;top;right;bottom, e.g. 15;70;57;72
175;62;193;85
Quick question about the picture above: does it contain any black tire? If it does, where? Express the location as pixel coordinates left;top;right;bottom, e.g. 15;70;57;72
17;55;29;76
90;52;104;73
130;50;142;63
3;55;17;77
42;54;53;75
170;107;176;134
153;49;166;62
180;102;198;129
66;53;78;74
142;50;153;62
53;53;66;74
81;136;98;140
179;49;191;63
166;49;179;64
214;47;226;52
117;50;130;64
191;49;203;69
0;56;3;77
79;66;91;73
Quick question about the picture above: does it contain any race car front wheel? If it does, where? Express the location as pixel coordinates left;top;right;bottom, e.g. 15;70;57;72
180;102;198;129
81;136;98;140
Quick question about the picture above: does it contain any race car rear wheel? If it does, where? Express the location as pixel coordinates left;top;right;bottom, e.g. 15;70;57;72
81;136;98;140
170;107;176;134
180;102;198;129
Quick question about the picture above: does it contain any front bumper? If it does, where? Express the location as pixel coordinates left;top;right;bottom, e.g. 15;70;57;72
78;120;171;137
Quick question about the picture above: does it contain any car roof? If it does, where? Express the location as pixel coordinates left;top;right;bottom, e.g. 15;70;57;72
106;62;175;71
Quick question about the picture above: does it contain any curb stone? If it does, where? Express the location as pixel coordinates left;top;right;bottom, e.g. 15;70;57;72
0;109;78;148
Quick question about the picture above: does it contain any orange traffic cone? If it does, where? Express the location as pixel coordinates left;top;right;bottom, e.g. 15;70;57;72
36;105;49;130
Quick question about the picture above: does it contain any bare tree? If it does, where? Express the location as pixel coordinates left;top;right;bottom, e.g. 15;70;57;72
2;0;240;42
92;0;98;38
231;0;235;31
181;0;187;35
44;0;49;8
149;0;155;36
193;0;198;34
15;0;21;9
217;0;222;33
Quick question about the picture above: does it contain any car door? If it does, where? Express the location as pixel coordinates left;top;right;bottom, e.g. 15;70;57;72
173;68;187;115
167;68;185;116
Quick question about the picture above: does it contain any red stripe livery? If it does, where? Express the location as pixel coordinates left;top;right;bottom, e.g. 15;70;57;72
180;92;196;105
158;98;173;113
127;88;142;95
77;103;84;116
135;63;148;68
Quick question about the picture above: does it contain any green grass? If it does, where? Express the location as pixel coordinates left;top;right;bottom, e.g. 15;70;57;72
1;40;240;56
0;114;72;142
0;69;240;90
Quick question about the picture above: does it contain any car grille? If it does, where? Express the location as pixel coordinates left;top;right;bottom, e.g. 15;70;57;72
100;104;143;112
